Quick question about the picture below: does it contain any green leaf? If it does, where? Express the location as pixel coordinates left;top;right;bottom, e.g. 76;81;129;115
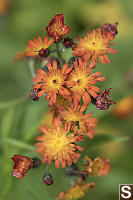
1;108;16;137
0;96;27;109
0;137;35;151
81;134;129;154
21;100;48;142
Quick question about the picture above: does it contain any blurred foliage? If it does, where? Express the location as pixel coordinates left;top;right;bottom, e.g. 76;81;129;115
0;0;133;199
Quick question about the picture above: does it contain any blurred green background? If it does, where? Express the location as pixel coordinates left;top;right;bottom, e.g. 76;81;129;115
0;0;133;199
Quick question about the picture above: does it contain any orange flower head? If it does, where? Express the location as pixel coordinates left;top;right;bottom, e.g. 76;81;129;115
61;104;98;139
51;94;69;118
112;96;133;119
0;0;10;16
25;36;54;57
84;156;111;177
56;182;95;200
13;51;26;62
11;155;33;179
73;28;117;65
46;13;70;42
35;118;83;168
33;60;73;106
66;58;105;105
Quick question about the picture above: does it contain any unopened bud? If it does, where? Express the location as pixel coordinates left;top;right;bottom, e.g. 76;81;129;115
32;158;41;168
43;173;53;186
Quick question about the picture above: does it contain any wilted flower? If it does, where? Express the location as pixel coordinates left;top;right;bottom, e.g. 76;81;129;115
62;38;73;48
26;36;54;57
56;182;95;200
96;88;116;110
102;22;118;41
11;155;33;179
73;28;117;65
46;13;70;42
35;118;83;168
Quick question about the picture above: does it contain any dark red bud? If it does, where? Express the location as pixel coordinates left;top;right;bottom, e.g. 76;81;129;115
30;88;40;101
62;38;73;48
43;173;53;185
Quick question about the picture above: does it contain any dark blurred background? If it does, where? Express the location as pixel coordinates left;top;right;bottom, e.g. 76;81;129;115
0;0;133;199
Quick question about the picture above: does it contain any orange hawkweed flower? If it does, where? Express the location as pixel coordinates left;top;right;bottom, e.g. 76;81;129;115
56;182;95;200
46;13;70;42
66;58;105;105
11;155;33;179
73;28;117;65
35;118;83;168
84;156;111;177
33;60;74;106
61;104;98;139
13;51;26;62
25;36;54;57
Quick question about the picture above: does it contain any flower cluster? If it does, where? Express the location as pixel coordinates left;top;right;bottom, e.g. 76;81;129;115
12;13;118;199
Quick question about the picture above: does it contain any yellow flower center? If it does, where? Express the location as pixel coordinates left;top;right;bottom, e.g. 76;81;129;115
70;70;88;92
44;130;74;159
46;72;63;91
81;32;107;54
64;185;87;200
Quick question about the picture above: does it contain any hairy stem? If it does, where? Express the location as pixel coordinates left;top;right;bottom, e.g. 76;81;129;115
56;42;65;65
28;58;36;78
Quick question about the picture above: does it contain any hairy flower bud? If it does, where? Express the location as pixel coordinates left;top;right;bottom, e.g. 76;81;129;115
62;38;73;48
65;163;79;176
32;158;41;168
30;88;40;101
43;173;53;185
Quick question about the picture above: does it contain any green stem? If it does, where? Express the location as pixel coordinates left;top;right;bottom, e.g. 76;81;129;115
56;42;65;65
0;137;35;151
28;58;36;77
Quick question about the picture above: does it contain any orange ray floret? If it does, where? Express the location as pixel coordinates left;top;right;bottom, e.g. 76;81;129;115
35;118;83;168
66;58;105;105
56;182;95;200
25;36;54;57
33;60;74;106
72;28;117;65
61;104;98;139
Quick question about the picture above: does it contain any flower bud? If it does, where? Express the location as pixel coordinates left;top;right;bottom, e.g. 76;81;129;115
43;173;53;185
62;38;73;48
65;163;79;176
30;88;40;101
32;158;41;168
